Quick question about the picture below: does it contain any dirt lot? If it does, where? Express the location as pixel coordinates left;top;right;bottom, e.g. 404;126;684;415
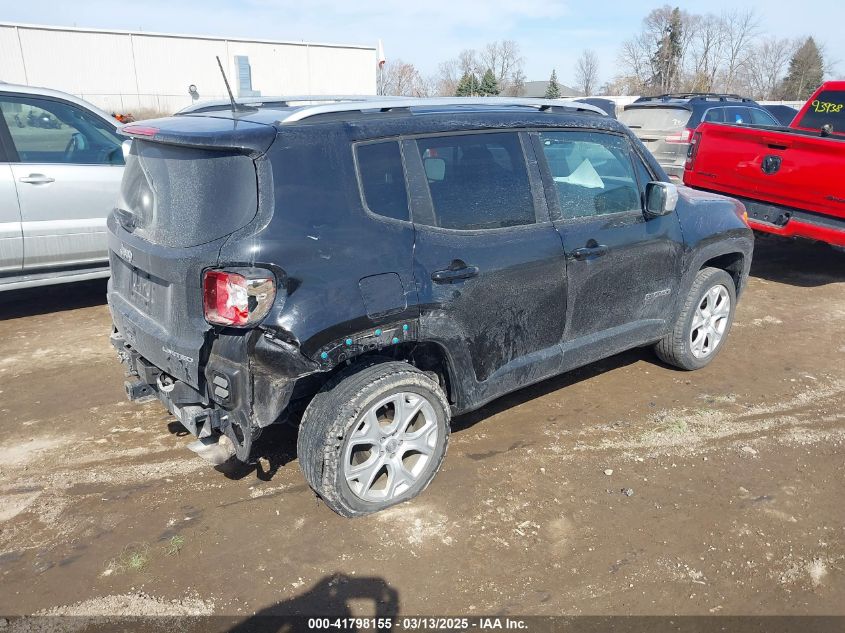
0;237;843;619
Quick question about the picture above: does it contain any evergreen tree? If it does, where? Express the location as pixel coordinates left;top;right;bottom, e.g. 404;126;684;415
480;69;500;96
650;7;683;93
456;72;480;96
545;69;561;98
779;37;824;101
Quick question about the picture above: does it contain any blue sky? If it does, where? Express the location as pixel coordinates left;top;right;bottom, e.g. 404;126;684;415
0;0;841;87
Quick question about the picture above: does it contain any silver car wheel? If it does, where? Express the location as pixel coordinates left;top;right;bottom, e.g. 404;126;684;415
690;284;731;359
342;391;439;503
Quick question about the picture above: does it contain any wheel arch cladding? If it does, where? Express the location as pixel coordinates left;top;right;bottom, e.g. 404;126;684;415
700;251;746;295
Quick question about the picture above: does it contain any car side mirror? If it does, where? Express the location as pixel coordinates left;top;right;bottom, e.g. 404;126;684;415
121;139;133;160
645;181;678;218
423;157;445;182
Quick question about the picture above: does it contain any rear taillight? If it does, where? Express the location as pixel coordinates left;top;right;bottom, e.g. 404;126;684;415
666;127;693;144
203;269;276;327
685;131;703;170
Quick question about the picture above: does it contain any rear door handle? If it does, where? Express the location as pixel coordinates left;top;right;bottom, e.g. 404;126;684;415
571;245;608;261
19;174;55;184
431;264;479;283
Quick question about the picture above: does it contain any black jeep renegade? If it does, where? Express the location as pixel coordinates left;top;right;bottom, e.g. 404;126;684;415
109;97;753;516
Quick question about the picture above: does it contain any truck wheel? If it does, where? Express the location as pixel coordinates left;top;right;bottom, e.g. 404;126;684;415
655;267;737;371
297;360;450;517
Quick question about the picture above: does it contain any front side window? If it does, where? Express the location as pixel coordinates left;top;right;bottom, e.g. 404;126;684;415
724;107;753;124
749;108;779;126
0;96;123;165
356;141;409;221
415;132;535;230
539;131;642;219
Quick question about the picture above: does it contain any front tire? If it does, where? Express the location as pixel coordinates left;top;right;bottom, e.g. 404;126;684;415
655;267;737;370
297;361;450;517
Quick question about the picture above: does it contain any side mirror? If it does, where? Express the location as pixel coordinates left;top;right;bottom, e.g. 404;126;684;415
645;181;678;218
121;139;132;160
423;157;445;182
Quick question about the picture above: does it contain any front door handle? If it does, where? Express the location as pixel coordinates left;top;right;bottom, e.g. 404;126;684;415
19;174;55;184
431;263;479;283
571;245;608;261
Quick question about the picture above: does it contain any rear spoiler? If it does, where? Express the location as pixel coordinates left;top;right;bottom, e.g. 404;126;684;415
122;116;277;157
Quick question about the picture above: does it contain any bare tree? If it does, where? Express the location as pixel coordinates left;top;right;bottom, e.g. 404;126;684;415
742;37;796;99
686;13;726;92
479;40;526;96
617;33;652;93
574;49;599;96
435;49;480;96
381;60;429;97
719;9;761;93
436;41;525;97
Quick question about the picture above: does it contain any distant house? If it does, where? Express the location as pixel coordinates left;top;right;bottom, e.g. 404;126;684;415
521;81;581;98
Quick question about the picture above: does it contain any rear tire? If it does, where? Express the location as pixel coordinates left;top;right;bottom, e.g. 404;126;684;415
297;360;450;517
655;267;737;370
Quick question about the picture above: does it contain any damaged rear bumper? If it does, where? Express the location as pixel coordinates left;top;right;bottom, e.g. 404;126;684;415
111;326;321;460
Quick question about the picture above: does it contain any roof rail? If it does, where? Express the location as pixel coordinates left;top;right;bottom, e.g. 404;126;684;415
277;96;606;123
636;92;750;102
178;94;402;114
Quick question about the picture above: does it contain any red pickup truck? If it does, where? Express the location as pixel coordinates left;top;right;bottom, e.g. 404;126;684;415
684;81;845;247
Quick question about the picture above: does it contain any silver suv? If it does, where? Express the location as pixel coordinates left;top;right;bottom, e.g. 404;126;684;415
618;93;779;182
0;83;125;291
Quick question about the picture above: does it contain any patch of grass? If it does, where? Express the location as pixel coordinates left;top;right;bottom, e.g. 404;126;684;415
164;535;185;557
665;418;689;435
105;542;151;575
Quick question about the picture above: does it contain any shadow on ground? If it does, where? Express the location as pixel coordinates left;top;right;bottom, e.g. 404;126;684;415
749;235;845;287
227;574;399;632
0;278;108;320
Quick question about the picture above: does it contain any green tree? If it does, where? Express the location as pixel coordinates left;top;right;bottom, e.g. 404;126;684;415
480;69;500;96
455;72;480;96
545;69;561;98
650;6;683;93
779;37;824;101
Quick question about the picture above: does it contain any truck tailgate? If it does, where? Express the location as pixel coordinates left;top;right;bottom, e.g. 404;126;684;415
685;123;845;221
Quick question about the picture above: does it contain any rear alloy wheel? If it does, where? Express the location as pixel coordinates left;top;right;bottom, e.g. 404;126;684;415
655;267;737;370
298;361;450;517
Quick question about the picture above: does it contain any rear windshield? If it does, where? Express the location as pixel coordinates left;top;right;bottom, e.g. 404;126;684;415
117;141;258;248
797;90;845;134
619;107;691;131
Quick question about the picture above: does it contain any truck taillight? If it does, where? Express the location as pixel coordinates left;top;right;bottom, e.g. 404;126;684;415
203;269;276;327
666;128;693;144
685;131;703;170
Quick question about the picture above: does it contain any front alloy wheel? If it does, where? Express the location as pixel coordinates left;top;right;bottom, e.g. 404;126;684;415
654;266;738;371
689;284;731;359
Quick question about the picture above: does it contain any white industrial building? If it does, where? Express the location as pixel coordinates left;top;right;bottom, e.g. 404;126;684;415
0;22;378;114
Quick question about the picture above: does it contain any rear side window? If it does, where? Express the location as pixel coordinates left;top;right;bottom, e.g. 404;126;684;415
797;90;845;133
703;108;725;123
356;141;409;222
539;131;642;219
415;132;535;230
619;107;691;130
